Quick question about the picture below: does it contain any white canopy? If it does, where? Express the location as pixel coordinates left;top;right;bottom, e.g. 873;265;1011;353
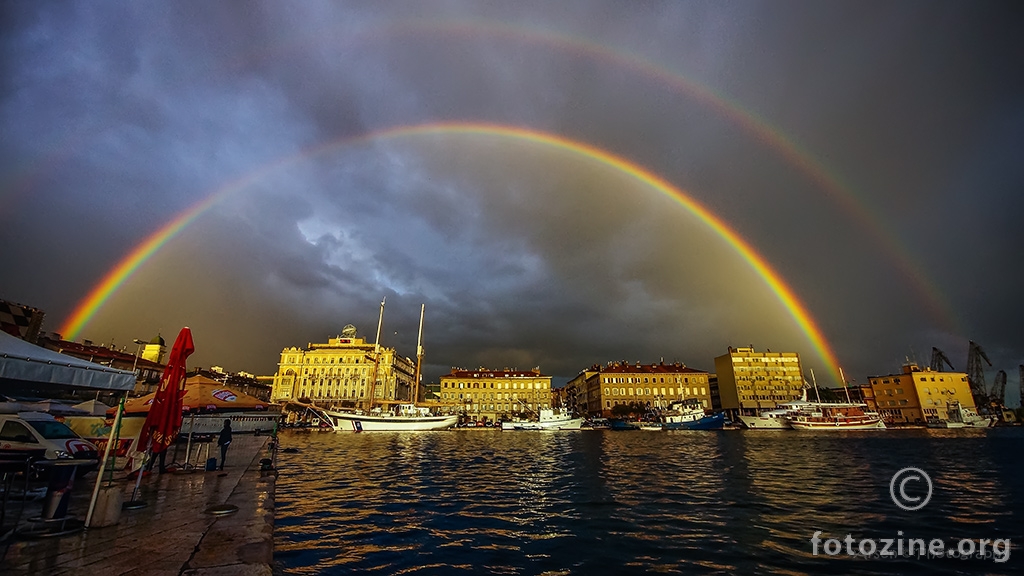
0;330;136;391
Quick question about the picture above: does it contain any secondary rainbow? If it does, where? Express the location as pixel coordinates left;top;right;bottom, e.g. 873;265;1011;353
60;122;845;383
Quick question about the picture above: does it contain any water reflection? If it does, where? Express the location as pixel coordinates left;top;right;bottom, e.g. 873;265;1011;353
274;428;1023;575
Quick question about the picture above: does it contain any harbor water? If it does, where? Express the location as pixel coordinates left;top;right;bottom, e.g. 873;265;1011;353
273;428;1022;575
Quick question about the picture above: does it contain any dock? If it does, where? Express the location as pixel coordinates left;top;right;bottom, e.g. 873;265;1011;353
0;434;276;575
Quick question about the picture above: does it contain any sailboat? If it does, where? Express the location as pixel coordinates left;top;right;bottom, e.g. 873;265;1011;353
325;301;458;432
786;368;886;430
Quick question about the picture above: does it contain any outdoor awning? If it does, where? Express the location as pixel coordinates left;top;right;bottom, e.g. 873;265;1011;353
0;330;136;391
117;375;273;415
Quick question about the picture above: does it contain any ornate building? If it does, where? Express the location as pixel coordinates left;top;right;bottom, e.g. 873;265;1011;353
566;361;712;418
270;324;415;409
438;367;552;423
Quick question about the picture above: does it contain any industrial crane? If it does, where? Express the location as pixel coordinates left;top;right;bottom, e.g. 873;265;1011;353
930;347;955;371
992;370;1007;408
966;340;992;411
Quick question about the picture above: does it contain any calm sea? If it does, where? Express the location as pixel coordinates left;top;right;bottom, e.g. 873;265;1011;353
272;428;1022;575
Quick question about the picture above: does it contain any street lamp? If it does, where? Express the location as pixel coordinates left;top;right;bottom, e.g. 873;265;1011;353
131;338;146;376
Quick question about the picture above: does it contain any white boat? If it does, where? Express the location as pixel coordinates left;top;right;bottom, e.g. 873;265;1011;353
327;404;458;432
659;399;725;430
927;401;995;428
787;403;886;430
738;399;811;429
501;408;584;430
328;302;457;432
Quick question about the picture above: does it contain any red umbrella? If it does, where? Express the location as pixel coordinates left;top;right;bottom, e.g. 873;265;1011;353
136;327;194;455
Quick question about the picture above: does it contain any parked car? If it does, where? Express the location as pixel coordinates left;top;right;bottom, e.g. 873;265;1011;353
0;412;100;464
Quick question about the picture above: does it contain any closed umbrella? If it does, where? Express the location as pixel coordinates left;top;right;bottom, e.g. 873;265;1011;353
125;327;193;508
137;327;194;456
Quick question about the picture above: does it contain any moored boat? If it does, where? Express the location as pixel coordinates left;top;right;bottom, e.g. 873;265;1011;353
786;403;886;430
501;408;583;430
329;302;457;432
738;394;812;429
328;404;458;432
660;399;725;430
926;401;995;428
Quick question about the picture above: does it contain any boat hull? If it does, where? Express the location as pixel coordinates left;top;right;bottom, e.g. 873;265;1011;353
501;417;584;430
738;414;790;429
663;412;726;430
788;419;886;430
329;411;458;432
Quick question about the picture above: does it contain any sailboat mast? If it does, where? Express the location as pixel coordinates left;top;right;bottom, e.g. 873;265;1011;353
413;303;424;405
367;297;385;409
810;368;822;403
839;367;852;403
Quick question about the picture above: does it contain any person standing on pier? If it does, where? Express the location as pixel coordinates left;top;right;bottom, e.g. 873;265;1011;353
217;419;232;470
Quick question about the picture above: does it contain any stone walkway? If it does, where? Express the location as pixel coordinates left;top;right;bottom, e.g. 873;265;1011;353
0;434;276;575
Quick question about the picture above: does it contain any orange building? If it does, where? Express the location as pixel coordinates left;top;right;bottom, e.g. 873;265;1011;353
868;364;976;425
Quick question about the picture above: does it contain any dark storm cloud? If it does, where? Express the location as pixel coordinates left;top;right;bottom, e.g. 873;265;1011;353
1;1;1022;399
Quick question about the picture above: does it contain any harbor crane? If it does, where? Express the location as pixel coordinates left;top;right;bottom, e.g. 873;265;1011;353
966;340;992;410
930;347;955;371
992;370;1007;408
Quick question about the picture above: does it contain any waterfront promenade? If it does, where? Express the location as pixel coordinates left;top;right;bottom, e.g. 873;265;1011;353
1;434;275;575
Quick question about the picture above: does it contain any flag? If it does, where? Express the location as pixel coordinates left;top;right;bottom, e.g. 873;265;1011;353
137;327;194;454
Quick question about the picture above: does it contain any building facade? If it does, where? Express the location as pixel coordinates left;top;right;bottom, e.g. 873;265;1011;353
713;346;804;419
438;368;552;423
270;324;415;409
868;364;976;425
567;361;711;418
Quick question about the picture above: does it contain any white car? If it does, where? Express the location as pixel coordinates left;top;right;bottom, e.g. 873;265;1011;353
0;411;100;463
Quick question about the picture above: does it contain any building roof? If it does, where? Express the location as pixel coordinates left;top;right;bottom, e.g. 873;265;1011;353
599;361;707;374
444;368;548;379
36;335;164;371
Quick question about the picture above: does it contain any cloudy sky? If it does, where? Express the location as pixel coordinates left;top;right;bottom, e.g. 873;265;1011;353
2;1;1021;398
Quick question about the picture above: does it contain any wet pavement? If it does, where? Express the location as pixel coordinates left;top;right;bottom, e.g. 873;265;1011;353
0;434;276;575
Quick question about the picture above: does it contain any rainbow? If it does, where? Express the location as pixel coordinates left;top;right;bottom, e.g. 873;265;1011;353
245;17;954;331
60;122;846;384
416;20;955;330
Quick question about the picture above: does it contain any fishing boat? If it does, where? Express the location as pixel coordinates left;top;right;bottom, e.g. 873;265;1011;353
660;398;726;430
327;301;457;432
500;407;584;430
926;401;995;428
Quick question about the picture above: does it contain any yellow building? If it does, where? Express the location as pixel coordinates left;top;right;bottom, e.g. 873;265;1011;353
141;333;166;364
713;346;804;418
568;361;711;418
270;324;415;409
868;364;975;425
439;367;552;423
